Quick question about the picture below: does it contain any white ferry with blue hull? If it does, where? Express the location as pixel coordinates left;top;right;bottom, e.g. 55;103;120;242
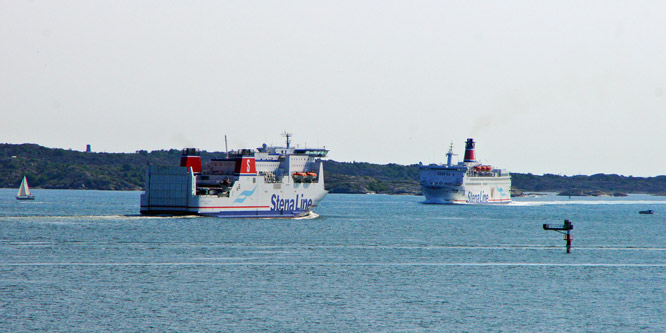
420;138;511;204
140;134;328;218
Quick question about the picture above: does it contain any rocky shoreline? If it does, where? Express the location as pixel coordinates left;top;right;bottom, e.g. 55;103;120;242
557;189;628;197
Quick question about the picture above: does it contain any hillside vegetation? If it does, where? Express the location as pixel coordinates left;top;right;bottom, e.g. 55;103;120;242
2;143;665;195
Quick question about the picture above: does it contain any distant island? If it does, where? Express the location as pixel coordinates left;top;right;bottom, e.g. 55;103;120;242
2;143;666;196
557;189;628;197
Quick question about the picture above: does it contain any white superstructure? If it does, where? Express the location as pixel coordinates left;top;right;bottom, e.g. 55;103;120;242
419;138;511;204
140;134;329;217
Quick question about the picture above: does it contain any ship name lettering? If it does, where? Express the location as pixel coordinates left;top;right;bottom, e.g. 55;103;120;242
467;190;489;203
271;194;313;211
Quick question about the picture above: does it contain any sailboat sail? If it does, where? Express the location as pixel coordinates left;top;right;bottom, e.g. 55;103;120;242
18;177;29;196
16;176;34;200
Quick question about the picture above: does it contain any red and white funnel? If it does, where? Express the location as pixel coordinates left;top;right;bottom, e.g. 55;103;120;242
463;138;476;163
180;148;202;173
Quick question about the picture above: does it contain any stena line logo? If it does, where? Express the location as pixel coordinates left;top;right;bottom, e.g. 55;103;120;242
271;194;313;212
235;157;256;174
467;190;489;203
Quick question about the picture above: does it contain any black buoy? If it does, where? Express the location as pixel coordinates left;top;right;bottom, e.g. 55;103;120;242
543;219;574;253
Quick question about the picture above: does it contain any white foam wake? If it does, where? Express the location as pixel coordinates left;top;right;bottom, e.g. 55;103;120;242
294;211;320;220
509;200;666;206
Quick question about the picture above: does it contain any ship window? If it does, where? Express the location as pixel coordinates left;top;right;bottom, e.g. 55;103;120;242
253;178;256;183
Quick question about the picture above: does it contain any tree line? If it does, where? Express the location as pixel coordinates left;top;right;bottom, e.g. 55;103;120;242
1;143;665;195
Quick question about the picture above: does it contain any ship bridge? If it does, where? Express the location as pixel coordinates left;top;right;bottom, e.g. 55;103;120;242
256;144;328;158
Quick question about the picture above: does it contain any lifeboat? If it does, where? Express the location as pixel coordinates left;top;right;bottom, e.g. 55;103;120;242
292;172;306;182
304;172;317;182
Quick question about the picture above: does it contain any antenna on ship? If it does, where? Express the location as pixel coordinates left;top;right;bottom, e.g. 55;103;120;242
282;131;293;148
446;141;457;167
225;135;229;158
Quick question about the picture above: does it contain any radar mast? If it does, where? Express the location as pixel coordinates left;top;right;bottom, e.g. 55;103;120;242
446;142;457;167
282;131;293;148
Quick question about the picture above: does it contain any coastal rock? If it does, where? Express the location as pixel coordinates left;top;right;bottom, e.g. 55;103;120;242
511;187;526;197
558;189;628;197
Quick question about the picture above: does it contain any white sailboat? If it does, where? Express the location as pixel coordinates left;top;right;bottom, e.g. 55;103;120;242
16;176;35;200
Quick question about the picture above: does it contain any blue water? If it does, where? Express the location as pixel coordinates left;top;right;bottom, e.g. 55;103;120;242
2;189;666;331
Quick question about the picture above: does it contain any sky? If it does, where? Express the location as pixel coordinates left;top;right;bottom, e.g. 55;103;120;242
2;1;666;176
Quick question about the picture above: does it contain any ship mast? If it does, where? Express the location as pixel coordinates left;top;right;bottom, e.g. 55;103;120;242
225;135;229;158
282;131;293;148
446;142;457;167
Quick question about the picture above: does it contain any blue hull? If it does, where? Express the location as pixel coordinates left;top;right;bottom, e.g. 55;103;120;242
141;207;315;218
200;209;312;218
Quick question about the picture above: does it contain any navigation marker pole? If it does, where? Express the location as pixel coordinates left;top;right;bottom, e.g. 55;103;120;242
543;220;574;253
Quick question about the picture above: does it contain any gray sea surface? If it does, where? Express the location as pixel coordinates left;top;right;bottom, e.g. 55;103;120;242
2;189;666;331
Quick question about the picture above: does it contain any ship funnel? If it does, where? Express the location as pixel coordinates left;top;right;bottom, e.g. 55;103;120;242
180;148;202;173
463;138;476;163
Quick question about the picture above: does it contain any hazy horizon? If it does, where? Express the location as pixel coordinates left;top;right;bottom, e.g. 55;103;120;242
3;1;666;176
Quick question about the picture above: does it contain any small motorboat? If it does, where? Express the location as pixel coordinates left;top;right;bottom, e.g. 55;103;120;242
639;210;655;215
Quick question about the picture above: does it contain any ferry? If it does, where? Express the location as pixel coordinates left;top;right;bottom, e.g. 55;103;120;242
140;134;329;218
419;138;511;204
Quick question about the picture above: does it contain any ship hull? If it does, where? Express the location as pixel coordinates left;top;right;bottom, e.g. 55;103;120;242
140;165;327;218
419;138;511;205
200;209;314;218
140;207;318;218
422;178;511;204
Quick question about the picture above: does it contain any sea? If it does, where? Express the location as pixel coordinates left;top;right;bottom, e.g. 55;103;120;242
2;189;666;332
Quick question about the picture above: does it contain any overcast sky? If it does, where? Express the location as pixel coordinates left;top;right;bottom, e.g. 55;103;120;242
2;1;665;176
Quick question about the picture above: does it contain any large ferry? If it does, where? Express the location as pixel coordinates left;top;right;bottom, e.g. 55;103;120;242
419;138;511;204
140;134;329;218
